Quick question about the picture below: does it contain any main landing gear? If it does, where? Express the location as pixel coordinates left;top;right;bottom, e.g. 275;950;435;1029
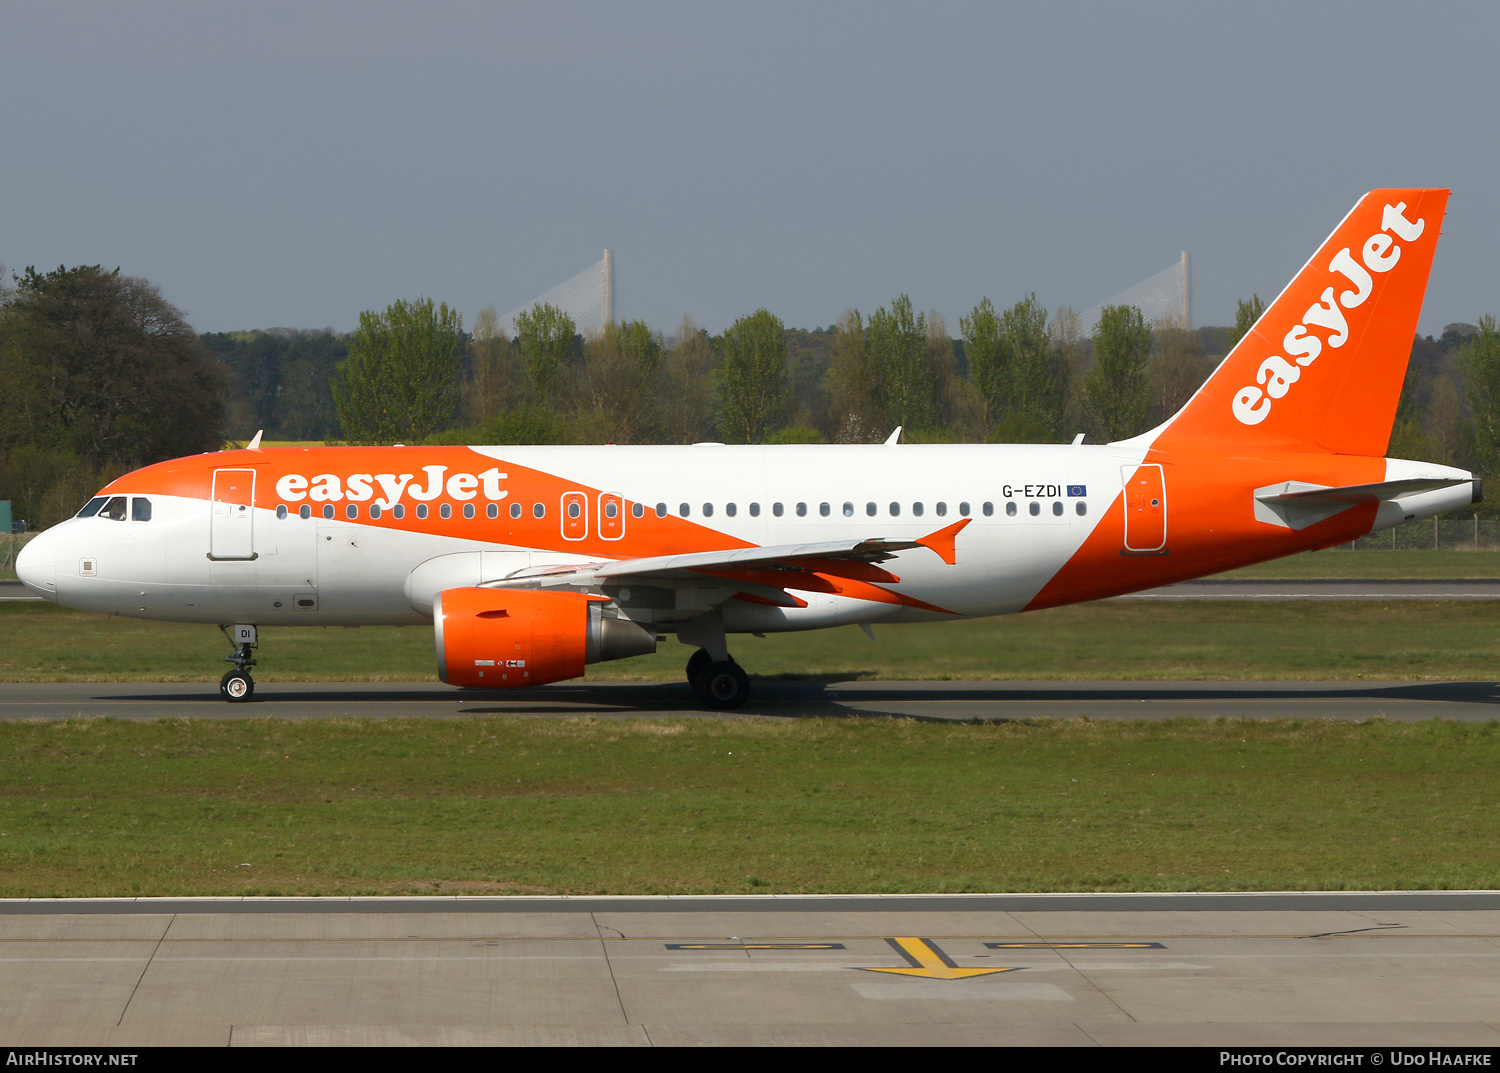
686;648;750;710
218;624;258;703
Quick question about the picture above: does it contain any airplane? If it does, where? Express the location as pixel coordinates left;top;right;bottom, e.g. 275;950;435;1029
14;188;1479;708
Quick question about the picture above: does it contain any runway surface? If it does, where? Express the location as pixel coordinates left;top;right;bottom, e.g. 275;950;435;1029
3;678;1500;722
1;892;1497;1046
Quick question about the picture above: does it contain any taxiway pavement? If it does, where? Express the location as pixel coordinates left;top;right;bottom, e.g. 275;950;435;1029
0;892;1497;1046
2;678;1499;722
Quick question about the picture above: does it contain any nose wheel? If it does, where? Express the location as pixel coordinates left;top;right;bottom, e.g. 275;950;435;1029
218;624;258;703
686;648;750;710
220;669;254;702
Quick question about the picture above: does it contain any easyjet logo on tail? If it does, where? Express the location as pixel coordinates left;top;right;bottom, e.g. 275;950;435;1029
1232;202;1426;426
275;465;508;509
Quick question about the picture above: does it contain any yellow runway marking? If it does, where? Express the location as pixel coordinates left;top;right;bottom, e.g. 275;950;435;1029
859;937;1021;981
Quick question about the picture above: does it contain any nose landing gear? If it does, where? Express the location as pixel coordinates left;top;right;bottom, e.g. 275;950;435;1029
218;624;258;703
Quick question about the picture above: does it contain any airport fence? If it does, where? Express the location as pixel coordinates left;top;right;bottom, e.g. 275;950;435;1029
1346;515;1500;551
0;532;36;575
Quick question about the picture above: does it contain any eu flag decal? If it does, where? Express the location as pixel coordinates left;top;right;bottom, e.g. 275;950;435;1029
1067;485;1086;497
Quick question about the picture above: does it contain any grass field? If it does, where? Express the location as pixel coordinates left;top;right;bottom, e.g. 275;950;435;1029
4;598;1500;683
0;716;1495;897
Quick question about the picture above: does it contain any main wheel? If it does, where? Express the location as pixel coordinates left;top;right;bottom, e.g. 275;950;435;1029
694;660;749;710
220;669;255;703
685;648;712;689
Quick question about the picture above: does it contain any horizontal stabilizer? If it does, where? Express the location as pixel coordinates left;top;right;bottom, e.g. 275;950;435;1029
1254;477;1473;530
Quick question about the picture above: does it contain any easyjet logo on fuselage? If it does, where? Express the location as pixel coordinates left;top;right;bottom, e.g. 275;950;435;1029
275;465;508;509
1231;202;1426;426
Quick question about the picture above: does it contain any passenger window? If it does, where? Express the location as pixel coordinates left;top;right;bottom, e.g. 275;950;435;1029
101;496;127;521
510;502;522;519
533;503;545;519
959;501;971;516
912;502;923;517
1052;501;1063;516
703;503;714;517
322;504;335;520
842;502;853;517
773;503;784;517
725;503;736;517
346;504;358;520
299;505;312;520
936;502;947;517
567;502;581;519
1076;501;1088;516
680;503;691;517
370;504;382;520
392;505;405;519
416;504;428;520
655;503;667;518
632;502;645;518
76;497;107;518
749;503;760;517
983;502;994;517
866;502;877;516
1029;502;1040;516
440;504;452;519
276;505;288;520
485;503;497;519
889;502;900;516
1006;501;1017;517
604;501;618;519
131;498;152;522
797;503;808;517
464;503;476;519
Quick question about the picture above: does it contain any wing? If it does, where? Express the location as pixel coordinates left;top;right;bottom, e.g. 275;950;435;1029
483;520;971;613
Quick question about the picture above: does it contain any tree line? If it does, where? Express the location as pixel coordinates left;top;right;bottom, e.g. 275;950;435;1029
4;262;1500;529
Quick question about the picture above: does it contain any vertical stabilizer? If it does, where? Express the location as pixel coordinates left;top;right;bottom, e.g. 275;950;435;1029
1155;189;1448;456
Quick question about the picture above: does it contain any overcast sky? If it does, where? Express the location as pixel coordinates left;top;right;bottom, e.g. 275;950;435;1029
3;2;1497;337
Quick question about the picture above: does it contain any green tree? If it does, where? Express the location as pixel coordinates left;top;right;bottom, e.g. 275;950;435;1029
514;302;576;401
717;308;788;443
866;295;931;431
621;319;661;375
998;293;1060;441
334;297;462;444
1229;294;1266;350
465;305;517;424
827;309;883;442
0;265;223;465
1085;304;1153;442
1461;315;1500;477
661;317;718;444
961;298;1005;433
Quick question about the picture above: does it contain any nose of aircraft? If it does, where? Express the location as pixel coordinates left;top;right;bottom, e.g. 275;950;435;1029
15;529;57;600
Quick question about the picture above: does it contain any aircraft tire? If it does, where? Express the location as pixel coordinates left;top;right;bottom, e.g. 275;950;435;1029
695;660;749;710
685;648;713;690
220;670;255;703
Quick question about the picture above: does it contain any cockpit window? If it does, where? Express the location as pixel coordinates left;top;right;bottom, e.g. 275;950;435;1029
100;496;128;521
131;498;152;522
76;497;107;518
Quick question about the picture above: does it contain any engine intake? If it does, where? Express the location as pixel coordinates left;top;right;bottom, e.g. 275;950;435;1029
434;587;657;688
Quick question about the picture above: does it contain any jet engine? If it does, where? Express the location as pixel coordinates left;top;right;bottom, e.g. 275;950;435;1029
433;587;658;688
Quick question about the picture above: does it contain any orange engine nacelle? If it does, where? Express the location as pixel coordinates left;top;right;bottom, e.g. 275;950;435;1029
433;587;657;689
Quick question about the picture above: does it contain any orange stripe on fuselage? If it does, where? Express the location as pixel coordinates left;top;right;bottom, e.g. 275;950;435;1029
99;446;754;562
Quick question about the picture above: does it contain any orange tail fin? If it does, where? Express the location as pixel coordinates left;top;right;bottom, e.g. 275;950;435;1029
1157;188;1449;456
